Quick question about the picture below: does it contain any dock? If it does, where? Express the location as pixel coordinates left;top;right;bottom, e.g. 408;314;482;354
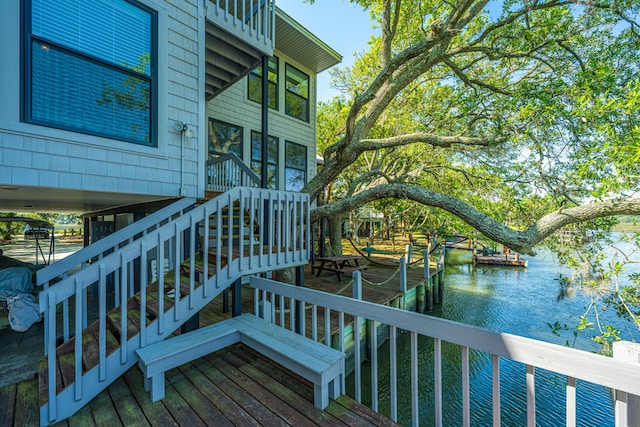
473;253;527;267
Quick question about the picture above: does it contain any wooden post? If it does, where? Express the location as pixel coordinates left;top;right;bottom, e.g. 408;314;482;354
416;284;425;312
613;341;640;427
400;256;407;293
231;278;242;317
423;249;430;280
405;243;413;264
352;270;362;300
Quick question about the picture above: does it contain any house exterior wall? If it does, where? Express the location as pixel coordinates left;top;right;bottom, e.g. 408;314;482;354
0;0;204;201
206;50;318;189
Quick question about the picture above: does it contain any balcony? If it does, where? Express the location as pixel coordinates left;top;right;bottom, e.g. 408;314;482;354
205;0;275;99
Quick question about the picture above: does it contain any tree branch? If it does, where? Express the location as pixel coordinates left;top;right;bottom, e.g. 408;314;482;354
358;132;501;150
310;183;640;255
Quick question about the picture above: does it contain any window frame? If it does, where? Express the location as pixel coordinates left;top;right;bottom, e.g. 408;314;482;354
248;56;278;110
284;140;307;192
284;63;310;122
21;0;158;147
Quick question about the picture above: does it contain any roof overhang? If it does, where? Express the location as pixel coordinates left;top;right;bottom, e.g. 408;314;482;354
274;7;342;74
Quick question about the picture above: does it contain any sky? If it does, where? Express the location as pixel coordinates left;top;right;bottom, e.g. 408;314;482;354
275;0;376;101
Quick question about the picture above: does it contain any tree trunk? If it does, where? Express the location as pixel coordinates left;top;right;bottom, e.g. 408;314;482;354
326;216;343;256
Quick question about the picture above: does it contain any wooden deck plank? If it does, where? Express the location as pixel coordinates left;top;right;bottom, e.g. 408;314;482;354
208;350;314;426
219;346;349;426
89;381;121;426
175;358;261;426
0;383;16;427
16;378;42;427
170;363;234;426
108;376;151;426
165;363;241;425
121;368;179;427
66;402;95;427
334;395;399;427
202;350;295;426
159;371;208;427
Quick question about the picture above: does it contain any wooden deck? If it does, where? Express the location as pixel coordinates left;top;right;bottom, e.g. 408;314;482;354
0;265;405;427
1;343;396;427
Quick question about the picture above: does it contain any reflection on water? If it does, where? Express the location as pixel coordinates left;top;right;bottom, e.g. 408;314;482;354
351;248;628;426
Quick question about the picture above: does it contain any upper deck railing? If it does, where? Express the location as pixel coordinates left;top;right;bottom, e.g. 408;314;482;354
206;0;275;56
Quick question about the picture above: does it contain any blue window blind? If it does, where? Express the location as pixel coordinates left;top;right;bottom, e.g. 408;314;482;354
25;0;156;146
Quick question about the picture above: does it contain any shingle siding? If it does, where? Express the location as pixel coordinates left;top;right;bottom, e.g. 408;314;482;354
0;0;203;200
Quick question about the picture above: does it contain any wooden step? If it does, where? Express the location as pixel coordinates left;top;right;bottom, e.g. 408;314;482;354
38;328;119;405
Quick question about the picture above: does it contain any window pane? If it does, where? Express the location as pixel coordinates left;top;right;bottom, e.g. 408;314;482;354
285;141;306;191
285;64;309;121
32;0;152;75
248;57;277;109
31;41;151;144
285;92;309;122
251;131;278;189
285;168;305;192
285;65;308;98
285;141;306;169
208;119;243;158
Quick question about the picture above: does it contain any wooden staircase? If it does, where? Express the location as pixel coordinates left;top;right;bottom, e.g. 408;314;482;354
36;187;310;425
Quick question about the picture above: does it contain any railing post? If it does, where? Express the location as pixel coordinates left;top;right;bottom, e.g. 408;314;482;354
295;265;305;335
400;256;407;293
405;243;413;264
352;270;362;300
232;278;242;317
613;341;640;427
423;249;430;279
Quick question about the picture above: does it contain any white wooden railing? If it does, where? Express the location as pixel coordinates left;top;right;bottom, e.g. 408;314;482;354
206;153;261;192
38;187;309;425
248;274;640;427
36;197;196;348
206;0;275;55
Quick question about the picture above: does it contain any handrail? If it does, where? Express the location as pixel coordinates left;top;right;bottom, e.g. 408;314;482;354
36;197;196;288
249;275;640;426
206;152;261;191
38;187;309;424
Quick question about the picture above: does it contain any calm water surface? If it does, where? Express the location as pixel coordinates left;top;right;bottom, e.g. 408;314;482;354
354;247;636;426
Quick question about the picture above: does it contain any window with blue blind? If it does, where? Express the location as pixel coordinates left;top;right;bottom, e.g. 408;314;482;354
23;0;157;146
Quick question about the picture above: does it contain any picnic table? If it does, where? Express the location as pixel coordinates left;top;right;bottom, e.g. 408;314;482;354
312;255;367;282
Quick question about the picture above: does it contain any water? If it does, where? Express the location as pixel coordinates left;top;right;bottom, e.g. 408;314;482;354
353;246;637;426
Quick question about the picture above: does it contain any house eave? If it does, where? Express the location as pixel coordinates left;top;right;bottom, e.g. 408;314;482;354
274;7;342;74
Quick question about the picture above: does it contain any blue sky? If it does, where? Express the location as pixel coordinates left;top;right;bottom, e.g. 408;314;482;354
276;0;375;101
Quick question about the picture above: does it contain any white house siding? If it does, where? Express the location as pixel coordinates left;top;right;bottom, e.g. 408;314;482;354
0;0;204;203
206;50;318;190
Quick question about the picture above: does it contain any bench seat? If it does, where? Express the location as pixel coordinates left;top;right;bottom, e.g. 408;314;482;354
135;314;345;410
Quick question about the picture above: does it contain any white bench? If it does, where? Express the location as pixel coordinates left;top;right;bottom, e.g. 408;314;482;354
135;314;345;410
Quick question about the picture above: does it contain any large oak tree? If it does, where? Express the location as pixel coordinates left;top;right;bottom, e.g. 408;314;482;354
303;0;640;255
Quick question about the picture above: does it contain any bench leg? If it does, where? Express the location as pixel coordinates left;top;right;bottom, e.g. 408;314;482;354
329;376;340;400
314;383;329;410
149;373;166;402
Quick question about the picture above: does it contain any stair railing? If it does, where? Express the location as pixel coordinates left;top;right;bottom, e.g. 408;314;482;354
38;187;309;425
206;153;261;192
